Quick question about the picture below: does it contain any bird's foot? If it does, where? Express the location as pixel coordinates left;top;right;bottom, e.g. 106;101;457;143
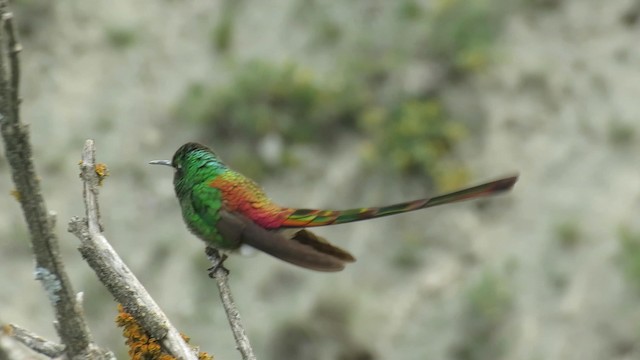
206;247;229;276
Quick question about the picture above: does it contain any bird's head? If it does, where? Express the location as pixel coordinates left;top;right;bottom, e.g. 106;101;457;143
150;142;225;193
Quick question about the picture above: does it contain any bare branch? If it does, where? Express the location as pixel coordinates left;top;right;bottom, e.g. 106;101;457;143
0;325;50;360
206;247;257;360
4;324;65;358
0;3;110;358
2;11;19;122
69;139;198;360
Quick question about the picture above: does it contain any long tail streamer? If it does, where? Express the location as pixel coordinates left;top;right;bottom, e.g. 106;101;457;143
281;175;518;228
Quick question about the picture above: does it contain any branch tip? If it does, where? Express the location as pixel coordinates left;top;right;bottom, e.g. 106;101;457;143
6;324;66;358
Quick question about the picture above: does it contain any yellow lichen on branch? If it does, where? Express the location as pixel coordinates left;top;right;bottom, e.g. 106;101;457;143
95;163;109;186
9;188;20;202
115;305;213;360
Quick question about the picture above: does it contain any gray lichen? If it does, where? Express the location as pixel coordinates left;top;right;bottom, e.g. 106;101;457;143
34;267;62;305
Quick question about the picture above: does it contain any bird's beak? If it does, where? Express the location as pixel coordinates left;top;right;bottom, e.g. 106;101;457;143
149;160;172;167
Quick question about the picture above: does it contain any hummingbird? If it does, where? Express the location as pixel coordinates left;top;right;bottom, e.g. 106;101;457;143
150;142;517;272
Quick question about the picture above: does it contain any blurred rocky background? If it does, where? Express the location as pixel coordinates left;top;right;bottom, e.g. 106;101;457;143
1;0;640;359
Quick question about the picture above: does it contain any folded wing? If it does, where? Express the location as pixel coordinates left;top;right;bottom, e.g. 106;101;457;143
218;210;355;272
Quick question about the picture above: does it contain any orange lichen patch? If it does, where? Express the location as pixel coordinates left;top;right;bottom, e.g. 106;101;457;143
199;352;214;360
9;189;20;202
115;304;213;360
95;163;109;186
179;334;214;360
115;304;171;360
2;324;13;335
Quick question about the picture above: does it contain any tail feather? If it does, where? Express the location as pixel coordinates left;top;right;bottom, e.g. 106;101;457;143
281;175;518;228
243;227;355;272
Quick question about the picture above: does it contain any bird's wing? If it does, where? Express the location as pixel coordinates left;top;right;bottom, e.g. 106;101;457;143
218;209;356;272
188;183;355;271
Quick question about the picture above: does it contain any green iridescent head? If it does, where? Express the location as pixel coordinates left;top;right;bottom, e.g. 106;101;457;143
149;142;227;196
150;142;223;168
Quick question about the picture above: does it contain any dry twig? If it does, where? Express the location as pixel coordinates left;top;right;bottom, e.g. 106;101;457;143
4;324;65;358
68;140;198;360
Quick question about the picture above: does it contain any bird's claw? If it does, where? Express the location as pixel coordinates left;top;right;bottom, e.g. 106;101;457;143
206;247;229;276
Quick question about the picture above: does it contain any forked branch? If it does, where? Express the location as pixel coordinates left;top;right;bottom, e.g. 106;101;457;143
69;140;198;360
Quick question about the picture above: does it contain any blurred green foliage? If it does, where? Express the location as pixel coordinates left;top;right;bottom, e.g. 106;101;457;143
289;0;344;48
390;235;425;271
359;100;469;189
313;19;342;47
175;60;468;187
211;0;240;54
618;226;640;290
176;60;365;143
608;120;635;148
212;17;234;54
424;0;505;73
453;271;512;360
397;0;424;20
466;272;512;328
176;0;508;187
554;220;582;249
105;27;137;49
